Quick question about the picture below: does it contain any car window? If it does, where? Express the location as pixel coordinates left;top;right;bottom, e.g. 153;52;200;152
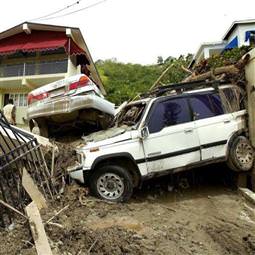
148;98;191;133
208;93;224;115
189;93;224;120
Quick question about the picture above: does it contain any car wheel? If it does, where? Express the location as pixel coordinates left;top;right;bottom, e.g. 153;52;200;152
227;136;254;172
90;165;133;202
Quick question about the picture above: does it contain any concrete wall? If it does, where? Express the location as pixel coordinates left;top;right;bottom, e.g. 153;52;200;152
66;55;79;77
194;44;226;65
16;106;28;125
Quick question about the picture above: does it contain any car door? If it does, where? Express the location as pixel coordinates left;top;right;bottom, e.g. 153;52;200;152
189;91;236;160
142;97;201;173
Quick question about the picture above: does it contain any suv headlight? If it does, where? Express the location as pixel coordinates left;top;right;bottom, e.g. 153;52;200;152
77;151;85;164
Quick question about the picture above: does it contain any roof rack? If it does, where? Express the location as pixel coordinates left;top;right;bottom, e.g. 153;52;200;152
140;79;227;98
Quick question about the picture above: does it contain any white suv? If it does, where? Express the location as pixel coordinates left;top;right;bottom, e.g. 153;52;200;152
68;81;254;202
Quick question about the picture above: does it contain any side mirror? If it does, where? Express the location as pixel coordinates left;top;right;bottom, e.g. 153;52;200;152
140;126;149;139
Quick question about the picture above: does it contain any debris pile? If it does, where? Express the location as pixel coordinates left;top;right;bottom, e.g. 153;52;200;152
183;46;252;86
0;112;60;227
0;112;69;254
43;141;77;194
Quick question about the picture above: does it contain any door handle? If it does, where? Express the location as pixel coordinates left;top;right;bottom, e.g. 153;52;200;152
148;151;161;157
184;128;193;133
224;119;231;124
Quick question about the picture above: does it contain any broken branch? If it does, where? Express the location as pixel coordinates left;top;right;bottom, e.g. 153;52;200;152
181;65;193;74
0;199;27;219
87;238;98;254
46;204;69;224
183;65;240;82
183;54;250;83
47;222;64;229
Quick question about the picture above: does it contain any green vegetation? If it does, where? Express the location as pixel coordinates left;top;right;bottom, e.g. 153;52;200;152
96;47;250;105
96;55;192;105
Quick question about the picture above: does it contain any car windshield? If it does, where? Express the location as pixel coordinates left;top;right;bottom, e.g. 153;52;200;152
115;102;147;127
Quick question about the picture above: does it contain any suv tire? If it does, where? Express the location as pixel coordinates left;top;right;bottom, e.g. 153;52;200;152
90;165;133;202
227;136;254;172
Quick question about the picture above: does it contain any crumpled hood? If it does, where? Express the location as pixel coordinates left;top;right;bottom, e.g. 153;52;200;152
81;125;133;148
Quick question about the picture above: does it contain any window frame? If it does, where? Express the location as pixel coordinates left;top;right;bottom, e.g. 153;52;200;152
8;93;28;107
187;91;225;121
145;95;193;134
219;86;243;113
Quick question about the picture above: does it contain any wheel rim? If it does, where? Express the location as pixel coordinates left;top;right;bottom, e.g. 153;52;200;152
96;173;124;200
236;142;254;167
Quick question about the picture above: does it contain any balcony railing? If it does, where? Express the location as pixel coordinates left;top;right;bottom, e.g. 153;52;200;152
0;59;68;78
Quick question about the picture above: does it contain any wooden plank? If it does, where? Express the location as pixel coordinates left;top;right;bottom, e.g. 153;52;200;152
25;202;53;255
239;188;255;205
22;168;47;210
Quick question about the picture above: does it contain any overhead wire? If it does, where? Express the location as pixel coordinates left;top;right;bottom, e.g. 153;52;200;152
31;0;107;22
30;0;84;21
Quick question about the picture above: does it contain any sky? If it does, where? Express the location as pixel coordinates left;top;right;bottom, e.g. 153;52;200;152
2;0;255;64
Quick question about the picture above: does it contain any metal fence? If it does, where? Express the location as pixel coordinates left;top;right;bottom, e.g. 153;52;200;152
0;112;56;227
0;59;68;78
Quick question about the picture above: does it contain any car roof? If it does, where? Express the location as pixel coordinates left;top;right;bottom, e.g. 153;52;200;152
150;83;236;102
125;83;237;107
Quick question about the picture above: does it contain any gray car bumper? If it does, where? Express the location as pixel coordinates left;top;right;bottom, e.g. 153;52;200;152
27;94;115;120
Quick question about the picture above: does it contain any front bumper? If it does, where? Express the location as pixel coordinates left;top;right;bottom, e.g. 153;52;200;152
67;163;91;184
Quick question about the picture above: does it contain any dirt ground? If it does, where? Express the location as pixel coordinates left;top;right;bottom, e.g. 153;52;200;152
0;164;255;255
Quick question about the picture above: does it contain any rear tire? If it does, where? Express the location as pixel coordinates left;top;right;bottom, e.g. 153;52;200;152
227;136;254;172
90;165;133;202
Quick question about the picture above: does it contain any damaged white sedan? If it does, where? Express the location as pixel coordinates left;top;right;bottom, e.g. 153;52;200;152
69;81;254;202
27;74;115;137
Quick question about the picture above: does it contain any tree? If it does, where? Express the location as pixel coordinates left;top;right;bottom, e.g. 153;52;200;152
96;54;192;105
157;56;164;65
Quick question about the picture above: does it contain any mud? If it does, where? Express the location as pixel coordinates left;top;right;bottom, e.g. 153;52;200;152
0;164;255;255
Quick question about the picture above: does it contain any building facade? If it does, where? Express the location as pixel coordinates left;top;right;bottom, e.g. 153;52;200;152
0;22;104;125
191;19;255;67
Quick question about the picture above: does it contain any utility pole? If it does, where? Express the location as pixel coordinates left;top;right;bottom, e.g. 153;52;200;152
245;48;255;190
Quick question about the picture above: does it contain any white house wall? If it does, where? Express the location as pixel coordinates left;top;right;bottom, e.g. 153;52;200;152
227;24;255;46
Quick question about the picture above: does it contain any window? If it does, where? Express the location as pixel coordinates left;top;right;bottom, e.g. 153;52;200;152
208;94;224;115
39;59;68;74
148;98;191;133
189;93;224;120
9;93;28;107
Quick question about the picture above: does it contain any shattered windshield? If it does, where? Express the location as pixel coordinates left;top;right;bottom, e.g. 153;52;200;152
115;102;147;127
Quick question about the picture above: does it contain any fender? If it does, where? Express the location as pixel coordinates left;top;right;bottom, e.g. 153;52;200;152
91;152;138;171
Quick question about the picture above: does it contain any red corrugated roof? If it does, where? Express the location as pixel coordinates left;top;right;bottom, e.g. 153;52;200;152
0;30;85;55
